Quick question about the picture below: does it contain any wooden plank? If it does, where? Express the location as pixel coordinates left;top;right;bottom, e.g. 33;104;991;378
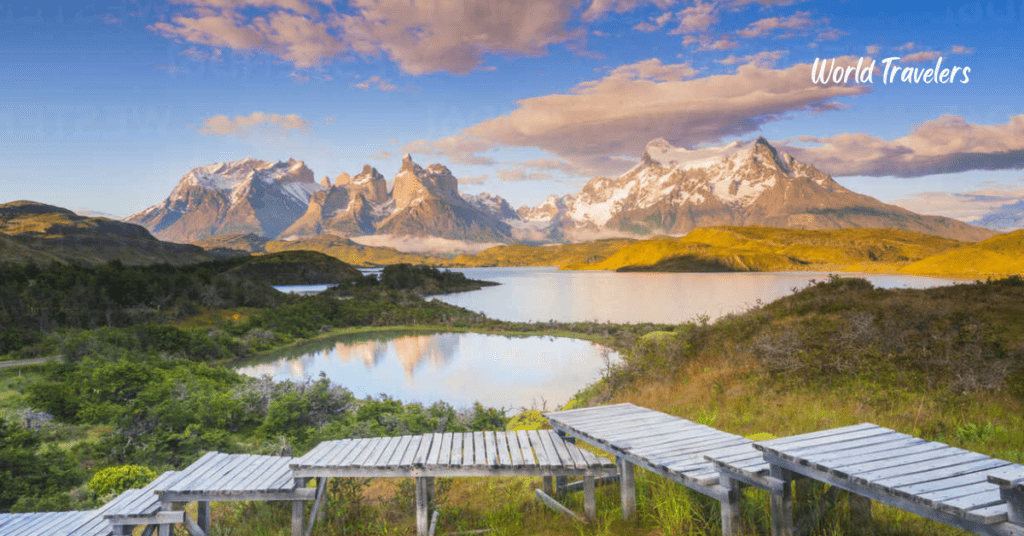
539;429;570;468
413;434;434;467
528;430;554;467
318;439;357;468
545;430;576;467
550;404;649;425
562;440;589;470
233;455;285;491
780;432;914;461
811;440;950;473
450;433;465;466
372;438;403;467
352;437;391;468
963;502;1010;525
920;482;998;505
939;489;1006;516
385;436;414;468
437;433;454;466
427;433;445;466
292;442;332;468
566;414;687;437
615;427;726;451
470;432;486;466
873;458;1009;491
400;436;424;468
895;469;1008;498
193;454;255;492
506;431;524;467
517;430;537;466
757;423;880;449
338;438;374;467
484;431;499;467
534;489;583;523
164;452;225;492
495;431;510;466
771;429;901;458
854;451;988;485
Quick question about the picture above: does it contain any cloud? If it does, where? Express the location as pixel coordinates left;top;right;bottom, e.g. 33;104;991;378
496;169;554;182
950;45;975;54
369;149;392;160
670;1;718;34
168;0;331;15
150;8;346;68
334;0;585;75
815;27;843;41
737;11;814;38
181;46;223;61
896;41;916;51
634;11;674;32
197;111;311;138
892;183;1024;221
351;234;503;254
865;44;880;54
402;135;497;166
458;174;489;184
901;51;941;63
406;57;869;177
581;0;675;22
353;75;398;91
717;49;787;68
684;34;739;50
783;114;1024;177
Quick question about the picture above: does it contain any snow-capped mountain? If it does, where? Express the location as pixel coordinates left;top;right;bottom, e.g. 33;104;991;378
516;137;995;242
280;165;392;239
972;200;1024;232
127;158;323;242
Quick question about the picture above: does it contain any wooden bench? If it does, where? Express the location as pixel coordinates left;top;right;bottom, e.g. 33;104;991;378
0;510;99;536
755;423;1024;536
290;430;618;536
545;403;788;535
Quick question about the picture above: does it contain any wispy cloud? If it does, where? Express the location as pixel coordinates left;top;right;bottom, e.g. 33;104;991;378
737;11;814;38
717;50;787;68
892;182;1024;222
353;75;398;91
901;50;941;63
197;111;310;138
950;45;975;54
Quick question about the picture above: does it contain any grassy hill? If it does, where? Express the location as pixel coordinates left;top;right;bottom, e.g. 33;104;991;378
262;235;436;267
224;250;364;285
566;227;964;272
0;201;211;266
448;239;637;267
898;229;1024;277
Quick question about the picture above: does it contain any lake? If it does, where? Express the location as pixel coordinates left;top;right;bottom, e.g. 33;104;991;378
235;331;616;411
431;268;968;324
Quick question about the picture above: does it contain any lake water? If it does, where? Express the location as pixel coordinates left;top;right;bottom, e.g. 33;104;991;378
235;331;615;411
432;268;968;324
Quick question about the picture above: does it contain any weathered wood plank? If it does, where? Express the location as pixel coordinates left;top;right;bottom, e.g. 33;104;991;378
427;433;445;466
339;438;374;467
939;489;1006;516
757;423;879;449
370;437;401;467
401;436;424;468
484;431;499;467
437;433;454;466
546;430;577;467
814;440;950;474
413;434;434;467
470;432;486;466
528;430;554;467
450;433;464;466
855;451;988;486
874;458;1011;491
495;431;510;466
771;429;901;459
163;452;224;492
196;454;257;492
506;431;524;467
535;489;583;523
386;436;414;468
517;430;536;466
779;432;914;461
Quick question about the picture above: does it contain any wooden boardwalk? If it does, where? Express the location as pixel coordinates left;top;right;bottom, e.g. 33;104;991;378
292;430;618;535
545;403;784;535
755;423;1024;536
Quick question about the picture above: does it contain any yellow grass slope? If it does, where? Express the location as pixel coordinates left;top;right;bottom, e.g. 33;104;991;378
567;226;964;272
899;229;1024;277
448;238;636;267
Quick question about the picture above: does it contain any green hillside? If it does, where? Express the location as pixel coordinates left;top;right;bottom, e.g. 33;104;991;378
448;239;637;267
899;229;1024;277
0;201;211;266
262;235;436;267
224;250;364;285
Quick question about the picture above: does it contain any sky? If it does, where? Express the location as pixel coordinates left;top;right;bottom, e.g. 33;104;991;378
3;0;1024;222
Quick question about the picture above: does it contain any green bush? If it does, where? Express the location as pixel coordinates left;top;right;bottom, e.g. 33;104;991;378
88;465;158;497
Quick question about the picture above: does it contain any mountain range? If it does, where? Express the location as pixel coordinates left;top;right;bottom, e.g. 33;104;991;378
127;138;996;244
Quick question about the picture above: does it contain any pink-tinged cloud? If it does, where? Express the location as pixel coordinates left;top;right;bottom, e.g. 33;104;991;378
353;75;398;91
150;9;346;68
181;46;223;61
496;169;554;182
783;115;1024;177
406;57;869;176
634;11;674;32
669;1;718;34
169;0;331;15
581;0;675;22
197;111;311;137
458;174;489;185
865;44;881;54
717;49;787;68
896;41;915;51
737;11;814;38
334;0;584;75
901;51;941;63
402;135;497;166
892;183;1024;222
950;45;975;54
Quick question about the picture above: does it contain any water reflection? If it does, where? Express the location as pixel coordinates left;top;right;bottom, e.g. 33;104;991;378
235;331;615;410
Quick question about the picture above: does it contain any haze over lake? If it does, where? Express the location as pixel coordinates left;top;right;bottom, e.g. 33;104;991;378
431;268;968;324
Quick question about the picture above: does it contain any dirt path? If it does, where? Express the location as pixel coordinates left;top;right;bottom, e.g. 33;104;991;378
0;356;59;369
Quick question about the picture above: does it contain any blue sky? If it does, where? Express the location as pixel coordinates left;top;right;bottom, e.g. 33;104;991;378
3;0;1023;222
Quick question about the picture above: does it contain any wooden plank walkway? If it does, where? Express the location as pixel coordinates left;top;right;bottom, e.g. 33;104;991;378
0;511;99;536
545;403;785;536
755;423;1024;536
291;430;617;536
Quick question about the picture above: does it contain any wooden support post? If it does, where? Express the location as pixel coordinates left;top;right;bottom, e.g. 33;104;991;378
197;501;210;533
113;525;134;536
556;475;568;496
769;466;793;536
618;456;636;521
543;476;554;495
158;502;183;536
140;526;156;536
849;493;872;531
427;476;436;509
417;476;431;536
292;478;308;536
1002;484;1023;525
720;477;742;536
584;476;596;522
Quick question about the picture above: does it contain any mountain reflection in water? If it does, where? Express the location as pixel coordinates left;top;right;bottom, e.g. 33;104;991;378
235;331;615;409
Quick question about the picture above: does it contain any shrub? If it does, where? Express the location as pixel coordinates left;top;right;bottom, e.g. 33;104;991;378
88;465;158;497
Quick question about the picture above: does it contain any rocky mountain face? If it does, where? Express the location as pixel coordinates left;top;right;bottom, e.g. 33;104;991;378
128;138;995;246
513;137;995;242
127;158;323;242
